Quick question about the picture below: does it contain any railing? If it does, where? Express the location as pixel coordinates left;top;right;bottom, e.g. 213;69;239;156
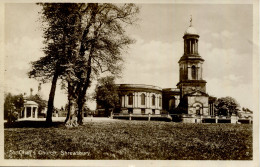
112;113;170;116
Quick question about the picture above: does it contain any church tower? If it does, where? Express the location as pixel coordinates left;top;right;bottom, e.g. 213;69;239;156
176;17;209;118
177;17;207;97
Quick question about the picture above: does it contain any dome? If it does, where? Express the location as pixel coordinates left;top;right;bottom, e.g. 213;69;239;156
184;26;198;35
24;100;38;106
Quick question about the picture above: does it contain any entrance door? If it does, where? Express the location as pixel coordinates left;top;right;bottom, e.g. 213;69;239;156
195;105;202;115
169;97;176;110
141;108;145;114
128;108;133;114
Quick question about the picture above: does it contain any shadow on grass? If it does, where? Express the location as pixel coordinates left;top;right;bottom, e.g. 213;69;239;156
4;121;65;128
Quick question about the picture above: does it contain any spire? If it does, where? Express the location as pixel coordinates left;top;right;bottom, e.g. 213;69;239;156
184;15;198;35
190;15;192;27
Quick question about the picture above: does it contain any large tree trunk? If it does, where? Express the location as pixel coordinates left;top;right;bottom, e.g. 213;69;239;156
65;81;73;123
77;55;92;125
46;71;59;124
77;76;91;125
77;98;85;125
75;5;99;125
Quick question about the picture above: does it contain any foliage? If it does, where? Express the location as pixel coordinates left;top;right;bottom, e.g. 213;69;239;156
29;3;139;124
28;3;83;123
208;95;217;104
93;76;120;116
215;96;240;116
4;93;24;121
27;94;47;114
28;3;82;82
71;3;140;124
4;120;252;160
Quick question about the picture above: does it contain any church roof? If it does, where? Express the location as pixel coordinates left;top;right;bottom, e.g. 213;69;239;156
117;84;162;92
185;89;209;97
184;26;198;35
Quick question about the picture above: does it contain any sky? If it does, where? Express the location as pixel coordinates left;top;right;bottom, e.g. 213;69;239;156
4;3;255;111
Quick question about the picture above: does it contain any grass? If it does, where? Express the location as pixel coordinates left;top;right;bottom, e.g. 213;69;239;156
4;119;252;160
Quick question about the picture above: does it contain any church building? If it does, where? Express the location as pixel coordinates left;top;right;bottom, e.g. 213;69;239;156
97;20;212;123
175;19;209;122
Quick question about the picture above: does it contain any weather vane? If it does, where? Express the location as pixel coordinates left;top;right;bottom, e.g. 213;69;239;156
190;15;192;26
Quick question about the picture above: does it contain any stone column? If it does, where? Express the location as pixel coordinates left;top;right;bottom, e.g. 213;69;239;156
195;40;198;53
24;107;27;118
187;66;191;80
136;92;138;107
35;107;38;118
190;40;191;53
121;96;125;107
147;93;150;108
197;64;201;80
133;92;135;108
156;95;159;109
125;94;127;107
194;40;196;53
191;39;195;54
154;95;156;109
31;107;33;118
145;93;147;108
148;93;150;108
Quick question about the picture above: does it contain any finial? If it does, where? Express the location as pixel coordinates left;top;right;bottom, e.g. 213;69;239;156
190;15;192;27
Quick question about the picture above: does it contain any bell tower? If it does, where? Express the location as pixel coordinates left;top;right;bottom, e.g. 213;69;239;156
177;17;207;97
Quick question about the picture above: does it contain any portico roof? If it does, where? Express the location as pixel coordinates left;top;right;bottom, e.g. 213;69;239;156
24;100;38;106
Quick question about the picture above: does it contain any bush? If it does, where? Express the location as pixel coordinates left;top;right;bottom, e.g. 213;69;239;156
7;111;18;123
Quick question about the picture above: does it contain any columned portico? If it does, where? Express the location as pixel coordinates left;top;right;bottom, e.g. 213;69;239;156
20;100;39;119
112;84;163;115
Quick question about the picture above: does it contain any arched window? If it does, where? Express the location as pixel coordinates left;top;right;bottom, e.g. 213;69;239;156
192;65;196;80
141;93;145;105
159;96;162;107
152;94;156;106
128;93;133;105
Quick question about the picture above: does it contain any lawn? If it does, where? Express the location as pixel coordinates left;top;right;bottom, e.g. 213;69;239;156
4;119;253;160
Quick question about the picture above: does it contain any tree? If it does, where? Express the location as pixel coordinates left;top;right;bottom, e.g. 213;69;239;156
29;3;83;124
215;96;240;116
29;3;139;125
93;76;120;117
4;93;24;122
73;4;139;124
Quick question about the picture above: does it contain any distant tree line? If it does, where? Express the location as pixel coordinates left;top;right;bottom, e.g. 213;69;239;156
210;96;241;116
4;93;24;122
